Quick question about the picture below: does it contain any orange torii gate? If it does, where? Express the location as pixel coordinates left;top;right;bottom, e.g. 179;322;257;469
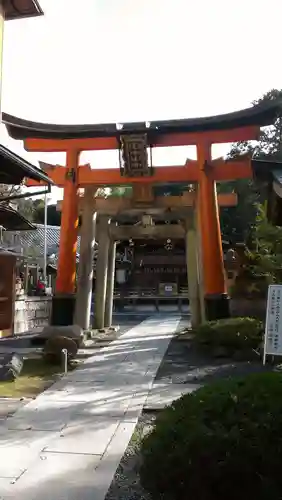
3;100;281;324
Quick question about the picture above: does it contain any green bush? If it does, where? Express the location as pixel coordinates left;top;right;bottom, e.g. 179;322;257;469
193;316;263;350
140;372;282;500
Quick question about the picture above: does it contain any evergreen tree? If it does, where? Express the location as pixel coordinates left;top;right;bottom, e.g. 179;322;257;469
219;88;282;243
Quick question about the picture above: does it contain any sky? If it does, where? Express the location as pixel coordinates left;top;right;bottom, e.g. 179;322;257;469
1;0;282;202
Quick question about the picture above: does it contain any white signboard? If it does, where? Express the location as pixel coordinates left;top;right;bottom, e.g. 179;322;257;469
263;285;282;364
116;269;126;284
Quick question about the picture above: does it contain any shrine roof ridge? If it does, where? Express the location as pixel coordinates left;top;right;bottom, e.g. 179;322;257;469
3;99;282;141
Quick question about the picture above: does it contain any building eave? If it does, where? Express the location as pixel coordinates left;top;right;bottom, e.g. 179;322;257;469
0;144;53;185
4;0;43;21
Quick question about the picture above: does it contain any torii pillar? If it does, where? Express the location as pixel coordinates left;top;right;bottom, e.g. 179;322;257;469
197;141;229;320
51;150;80;325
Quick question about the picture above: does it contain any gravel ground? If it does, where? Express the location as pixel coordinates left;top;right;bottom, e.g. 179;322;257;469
155;335;272;385
105;413;155;500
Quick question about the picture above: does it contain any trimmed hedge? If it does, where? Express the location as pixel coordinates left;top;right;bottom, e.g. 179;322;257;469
140;372;282;500
193;316;263;350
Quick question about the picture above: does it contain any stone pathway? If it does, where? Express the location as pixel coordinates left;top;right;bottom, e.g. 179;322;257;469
0;398;30;420
0;315;180;500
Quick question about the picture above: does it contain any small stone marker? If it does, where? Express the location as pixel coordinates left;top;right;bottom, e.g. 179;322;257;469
0;353;24;381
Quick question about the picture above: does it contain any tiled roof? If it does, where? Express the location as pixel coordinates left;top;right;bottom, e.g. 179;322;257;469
0;205;35;230
2;224;80;259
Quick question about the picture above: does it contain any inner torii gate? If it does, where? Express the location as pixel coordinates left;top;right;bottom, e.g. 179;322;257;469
3;100;281;326
56;188;238;329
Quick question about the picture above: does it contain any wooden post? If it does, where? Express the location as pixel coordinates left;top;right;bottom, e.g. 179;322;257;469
197;141;229;320
52;150;79;325
185;216;201;327
74;187;97;330
94;215;110;329
194;200;206;322
104;240;117;328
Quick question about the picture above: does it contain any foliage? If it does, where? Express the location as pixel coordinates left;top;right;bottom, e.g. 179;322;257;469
0;183;21;199
140;372;282;500
0;184;36;223
33;200;61;226
229;88;282;162
17;197;37;220
244;204;282;285
230;271;269;299
219;178;264;244
192;317;263;350
219;88;282;243
0;184;61;226
96;186;133;198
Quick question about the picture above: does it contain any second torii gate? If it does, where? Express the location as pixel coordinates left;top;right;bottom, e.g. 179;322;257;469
3;99;281;325
55;188;238;329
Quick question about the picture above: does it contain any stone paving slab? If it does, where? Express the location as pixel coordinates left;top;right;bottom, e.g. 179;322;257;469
10;421;138;500
144;382;202;410
44;415;121;455
70;394;134;417
35;385;133;404
5;400;76;431
0;428;58;479
10;452;102;500
0;477;17;496
0;398;29;420
67;372;152;386
0;315;180;499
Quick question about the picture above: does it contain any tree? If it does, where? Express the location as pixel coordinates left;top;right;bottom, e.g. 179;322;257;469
218;178;264;244
0;183;38;222
33;201;61;226
229;88;282;161
16;197;37;220
219;88;282;243
247;204;282;285
0;184;21;199
97;186;133;197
